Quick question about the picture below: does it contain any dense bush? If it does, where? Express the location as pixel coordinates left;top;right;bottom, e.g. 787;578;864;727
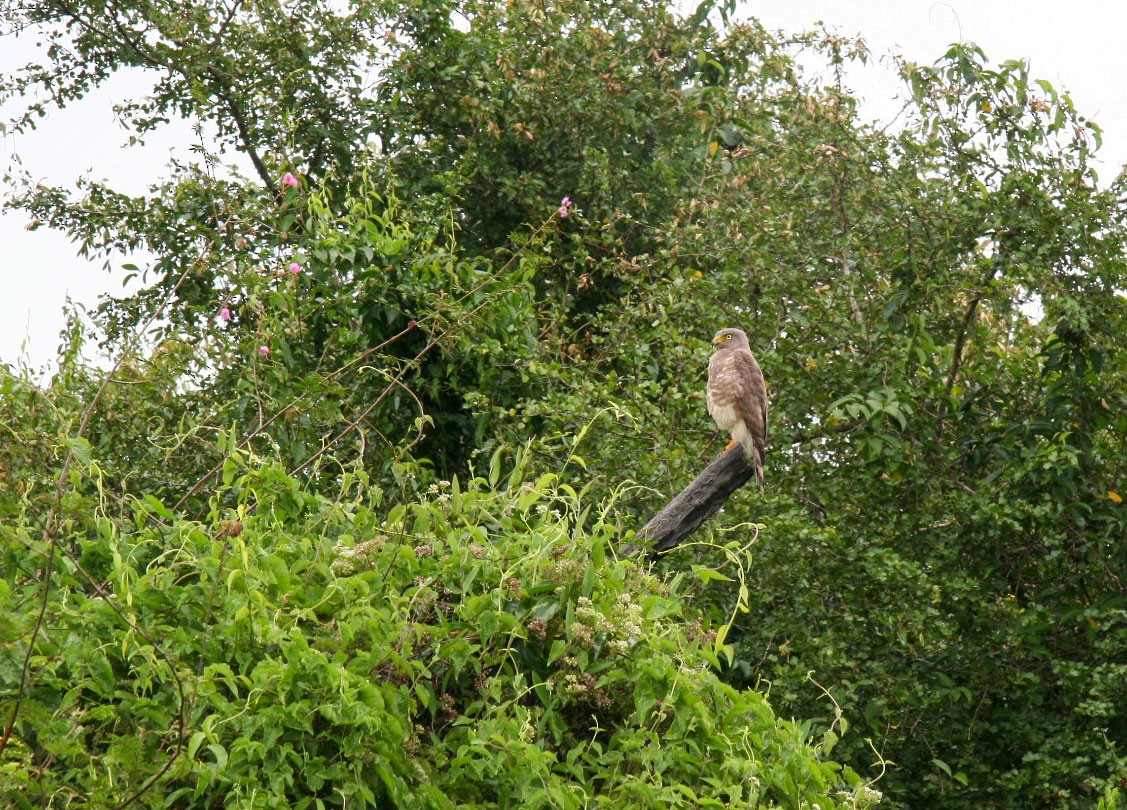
0;440;871;808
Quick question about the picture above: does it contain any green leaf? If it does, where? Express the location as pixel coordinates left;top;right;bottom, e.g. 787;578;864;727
187;731;208;761
208;743;229;770
692;565;734;583
65;435;92;468
141;493;174;520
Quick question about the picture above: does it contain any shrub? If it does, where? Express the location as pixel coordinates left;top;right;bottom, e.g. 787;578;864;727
0;447;872;809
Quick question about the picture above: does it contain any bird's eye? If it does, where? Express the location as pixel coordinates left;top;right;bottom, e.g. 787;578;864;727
722;334;732;341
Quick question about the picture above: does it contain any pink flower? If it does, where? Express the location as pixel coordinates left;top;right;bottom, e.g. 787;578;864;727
288;262;301;275
281;172;299;188
258;345;270;357
218;307;231;322
557;196;574;218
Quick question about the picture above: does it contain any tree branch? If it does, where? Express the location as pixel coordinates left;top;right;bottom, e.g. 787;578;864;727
210;75;278;194
945;292;982;394
946;263;1001;394
790;417;864;444
621;447;758;557
621;416;869;557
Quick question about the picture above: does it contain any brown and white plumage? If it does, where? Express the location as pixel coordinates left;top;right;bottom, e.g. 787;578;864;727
707;327;768;492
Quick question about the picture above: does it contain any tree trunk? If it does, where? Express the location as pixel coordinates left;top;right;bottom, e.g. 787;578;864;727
621;446;758;557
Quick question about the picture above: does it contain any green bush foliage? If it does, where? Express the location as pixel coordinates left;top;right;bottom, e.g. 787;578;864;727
0;443;872;808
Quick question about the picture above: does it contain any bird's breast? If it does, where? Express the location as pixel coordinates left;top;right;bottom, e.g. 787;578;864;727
708;353;745;430
708;399;740;431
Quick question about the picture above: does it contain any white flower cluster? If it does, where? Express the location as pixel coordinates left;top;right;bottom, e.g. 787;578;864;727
534;502;563;520
836;785;883;808
426;480;452;503
568;594;643;656
329;536;387;575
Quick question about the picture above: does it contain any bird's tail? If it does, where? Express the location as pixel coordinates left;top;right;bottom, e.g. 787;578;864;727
742;437;766;495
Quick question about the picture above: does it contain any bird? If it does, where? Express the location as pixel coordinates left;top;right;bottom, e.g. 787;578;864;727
707;327;768;493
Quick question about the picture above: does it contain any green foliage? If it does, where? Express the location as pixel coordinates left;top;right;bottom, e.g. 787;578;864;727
3;2;1127;809
0;447;866;809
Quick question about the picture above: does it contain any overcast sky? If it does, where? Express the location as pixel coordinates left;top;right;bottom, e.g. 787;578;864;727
3;0;1126;375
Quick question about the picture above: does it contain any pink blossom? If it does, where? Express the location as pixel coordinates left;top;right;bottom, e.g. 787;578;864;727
218;306;231;322
288;262;302;275
281;172;299;188
258;345;270;357
557;196;574;218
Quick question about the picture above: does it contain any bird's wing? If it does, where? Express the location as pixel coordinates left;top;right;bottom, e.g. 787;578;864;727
731;350;768;444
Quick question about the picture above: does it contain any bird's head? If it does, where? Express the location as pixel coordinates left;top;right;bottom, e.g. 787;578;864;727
711;327;748;349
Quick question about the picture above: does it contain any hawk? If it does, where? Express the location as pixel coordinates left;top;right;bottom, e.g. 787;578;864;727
707;327;768;492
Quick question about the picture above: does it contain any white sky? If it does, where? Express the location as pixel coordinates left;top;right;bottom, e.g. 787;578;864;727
3;0;1126;374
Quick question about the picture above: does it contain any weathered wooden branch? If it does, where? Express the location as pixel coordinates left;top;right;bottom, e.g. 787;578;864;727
623;420;865;558
621;446;758;557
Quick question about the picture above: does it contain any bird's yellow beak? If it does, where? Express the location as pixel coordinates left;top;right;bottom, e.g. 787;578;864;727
710;334;722;347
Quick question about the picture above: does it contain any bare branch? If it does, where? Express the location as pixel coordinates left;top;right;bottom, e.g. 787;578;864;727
622;447;758;557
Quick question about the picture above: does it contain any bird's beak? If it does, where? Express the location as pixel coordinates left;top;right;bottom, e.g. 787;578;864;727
710;335;721;347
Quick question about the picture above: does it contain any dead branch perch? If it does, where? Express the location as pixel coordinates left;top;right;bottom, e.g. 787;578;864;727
622;446;758;557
